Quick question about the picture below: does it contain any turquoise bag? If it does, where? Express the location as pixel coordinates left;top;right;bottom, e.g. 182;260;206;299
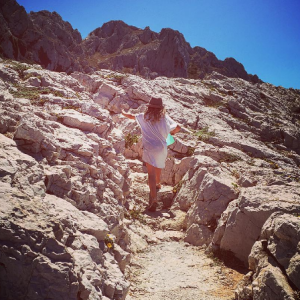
166;133;175;146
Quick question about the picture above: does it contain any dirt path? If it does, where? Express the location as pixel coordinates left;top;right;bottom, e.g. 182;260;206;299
125;172;245;300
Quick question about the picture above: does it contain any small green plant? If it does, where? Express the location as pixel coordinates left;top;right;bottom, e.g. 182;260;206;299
6;61;30;79
104;73;127;84
40;88;64;98
75;92;82;100
173;180;185;194
205;250;223;266
231;182;239;191
3;131;14;139
23;73;42;81
62;105;81;111
290;176;300;183
220;153;242;163
9;85;64;105
124;206;146;224
231;169;240;179
264;159;279;169
194;126;216;142
206;101;223;108
125;133;140;148
247;158;255;166
187;146;195;156
31;98;48;106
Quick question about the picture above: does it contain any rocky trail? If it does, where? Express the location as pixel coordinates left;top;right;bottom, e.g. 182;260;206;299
0;56;299;300
125;173;246;300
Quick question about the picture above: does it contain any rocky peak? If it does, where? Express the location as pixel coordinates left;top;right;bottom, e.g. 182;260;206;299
89;20;138;39
139;25;158;44
0;0;32;60
0;0;31;38
30;10;82;46
0;0;84;73
85;20;142;56
0;0;261;82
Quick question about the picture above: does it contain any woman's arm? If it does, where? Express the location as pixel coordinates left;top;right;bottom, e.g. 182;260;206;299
121;110;136;120
170;124;181;135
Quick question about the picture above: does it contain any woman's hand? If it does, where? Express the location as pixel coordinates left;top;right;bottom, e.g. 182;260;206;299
170;124;181;135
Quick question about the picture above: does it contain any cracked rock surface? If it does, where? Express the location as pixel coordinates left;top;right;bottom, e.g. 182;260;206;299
0;58;299;299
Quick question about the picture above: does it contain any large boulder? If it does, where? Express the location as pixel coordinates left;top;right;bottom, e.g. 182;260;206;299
173;155;238;246
236;212;300;300
211;185;300;264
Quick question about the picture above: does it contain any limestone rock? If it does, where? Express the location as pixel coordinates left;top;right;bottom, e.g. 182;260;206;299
0;57;299;300
259;213;300;290
183;166;239;246
212;186;300;264
235;214;300;300
184;224;213;246
0;134;45;197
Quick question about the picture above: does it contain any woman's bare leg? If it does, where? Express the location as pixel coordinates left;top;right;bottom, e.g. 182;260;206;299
155;168;162;189
146;163;158;204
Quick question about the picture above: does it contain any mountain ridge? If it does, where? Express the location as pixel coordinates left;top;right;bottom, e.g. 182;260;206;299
1;0;261;83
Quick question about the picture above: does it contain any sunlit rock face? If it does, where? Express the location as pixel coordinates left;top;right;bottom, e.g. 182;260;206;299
235;213;300;300
0;19;299;300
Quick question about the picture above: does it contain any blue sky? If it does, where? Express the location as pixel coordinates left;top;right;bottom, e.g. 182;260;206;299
18;0;300;89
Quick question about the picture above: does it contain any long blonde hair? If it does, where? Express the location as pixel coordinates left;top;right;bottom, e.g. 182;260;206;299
144;107;166;122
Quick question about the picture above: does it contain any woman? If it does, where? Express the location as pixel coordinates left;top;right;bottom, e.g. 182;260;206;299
122;97;181;212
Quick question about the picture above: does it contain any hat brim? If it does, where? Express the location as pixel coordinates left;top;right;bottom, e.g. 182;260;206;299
148;104;164;108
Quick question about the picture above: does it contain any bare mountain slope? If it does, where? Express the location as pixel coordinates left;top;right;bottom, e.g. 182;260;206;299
0;57;299;299
1;0;260;82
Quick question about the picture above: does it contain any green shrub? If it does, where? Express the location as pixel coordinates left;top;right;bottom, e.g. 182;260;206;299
220;153;242;163
187;146;195;156
10;85;39;100
23;73;42;81
62;105;81;111
7;61;30;79
125;133;140;148
124;206;146;224
194;126;216;142
231;182;239;191
231;169;240;179
104;73;127;84
264;159;279;169
10;85;64;106
173;180;185;194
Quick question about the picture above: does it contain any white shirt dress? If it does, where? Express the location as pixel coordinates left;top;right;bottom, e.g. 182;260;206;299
135;113;177;168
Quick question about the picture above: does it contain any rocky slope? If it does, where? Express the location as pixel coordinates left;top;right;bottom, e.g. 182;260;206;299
0;0;85;73
83;21;260;82
0;57;299;299
1;0;260;82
